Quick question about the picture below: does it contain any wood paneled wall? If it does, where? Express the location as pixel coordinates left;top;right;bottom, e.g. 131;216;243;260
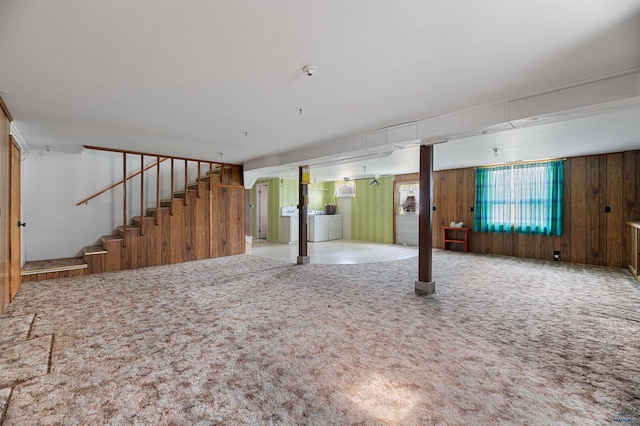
432;150;640;268
0;98;11;313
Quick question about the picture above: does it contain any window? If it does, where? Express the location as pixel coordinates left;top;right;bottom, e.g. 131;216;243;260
397;183;419;215
474;160;563;236
335;181;356;198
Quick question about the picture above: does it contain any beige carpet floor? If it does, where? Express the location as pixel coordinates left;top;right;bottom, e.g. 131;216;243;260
1;250;639;425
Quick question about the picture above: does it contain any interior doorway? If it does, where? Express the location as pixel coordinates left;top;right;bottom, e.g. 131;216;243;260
257;183;268;239
394;180;419;246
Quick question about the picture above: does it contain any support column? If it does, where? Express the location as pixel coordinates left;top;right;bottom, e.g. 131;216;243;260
297;166;310;265
415;144;435;295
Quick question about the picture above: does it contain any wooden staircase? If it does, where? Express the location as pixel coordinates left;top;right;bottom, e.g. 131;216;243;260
22;166;246;283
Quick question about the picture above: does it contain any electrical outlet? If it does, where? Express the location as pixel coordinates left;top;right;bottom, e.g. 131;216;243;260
432;206;437;211
470;206;474;212
605;206;611;213
553;250;560;261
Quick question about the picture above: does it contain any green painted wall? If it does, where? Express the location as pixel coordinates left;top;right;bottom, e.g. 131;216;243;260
350;176;394;243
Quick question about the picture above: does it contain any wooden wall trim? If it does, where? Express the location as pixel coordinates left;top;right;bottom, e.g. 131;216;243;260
0;96;13;122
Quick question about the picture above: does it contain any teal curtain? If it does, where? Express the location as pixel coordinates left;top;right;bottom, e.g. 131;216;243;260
474;161;563;236
512;161;563;236
474;166;512;233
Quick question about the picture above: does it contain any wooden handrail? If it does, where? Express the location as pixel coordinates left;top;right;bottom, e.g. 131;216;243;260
76;157;168;205
83;145;234;168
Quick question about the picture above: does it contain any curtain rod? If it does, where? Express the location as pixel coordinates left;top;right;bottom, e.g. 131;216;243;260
475;157;566;169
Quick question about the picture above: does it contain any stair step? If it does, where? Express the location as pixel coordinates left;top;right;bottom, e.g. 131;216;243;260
116;226;140;237
101;234;123;243
146;207;170;217
22;257;87;276
83;245;106;256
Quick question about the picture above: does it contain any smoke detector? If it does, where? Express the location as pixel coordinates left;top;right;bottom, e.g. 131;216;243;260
302;65;317;76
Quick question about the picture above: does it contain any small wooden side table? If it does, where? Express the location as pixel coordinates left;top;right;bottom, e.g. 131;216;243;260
442;227;470;252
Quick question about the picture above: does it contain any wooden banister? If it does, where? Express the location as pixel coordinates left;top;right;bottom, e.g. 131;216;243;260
170;159;175;216
197;161;201;198
156;156;160;226
123;153;127;248
140;155;144;236
77;147;236;254
76;157;167;206
83;145;234;168
184;159;188;207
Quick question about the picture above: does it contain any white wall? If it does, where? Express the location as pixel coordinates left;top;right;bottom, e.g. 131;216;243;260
24;149;200;261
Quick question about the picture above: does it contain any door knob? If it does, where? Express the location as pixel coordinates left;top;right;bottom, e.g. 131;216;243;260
17;221;26;227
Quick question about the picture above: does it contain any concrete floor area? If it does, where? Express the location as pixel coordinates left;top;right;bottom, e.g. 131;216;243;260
250;239;418;264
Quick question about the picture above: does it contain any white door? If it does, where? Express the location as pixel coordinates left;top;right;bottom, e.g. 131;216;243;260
257;184;268;239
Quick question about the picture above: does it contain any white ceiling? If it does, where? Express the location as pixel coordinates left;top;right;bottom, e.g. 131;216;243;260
1;1;639;184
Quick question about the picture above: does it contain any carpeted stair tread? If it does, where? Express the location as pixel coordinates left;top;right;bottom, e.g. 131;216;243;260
22;257;87;275
146;207;170;216
116;225;139;232
83;245;106;256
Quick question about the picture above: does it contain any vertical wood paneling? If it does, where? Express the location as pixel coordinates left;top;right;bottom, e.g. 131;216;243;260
606;153;623;267
159;205;171;264
432;151;640;268
104;239;122;272
586;155;603;265
195;182;209;260
570;157;587;264
622;151;638;268
598;155;608;266
170;202;184;264
185;190;197;261
431;172;441;248
464;168;476;251
560;159;572;262
88;253;106;274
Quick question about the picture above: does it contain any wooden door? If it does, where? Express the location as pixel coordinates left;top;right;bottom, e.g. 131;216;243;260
9;137;21;300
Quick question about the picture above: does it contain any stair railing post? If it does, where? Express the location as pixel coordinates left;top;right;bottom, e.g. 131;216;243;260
197;161;201;198
170;158;175;216
156;156;160;225
123;152;127;248
209;162;213;190
184;159;188;207
140;154;144;236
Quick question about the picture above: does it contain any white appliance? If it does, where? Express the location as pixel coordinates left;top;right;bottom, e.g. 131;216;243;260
396;213;418;246
279;206;299;243
309;215;343;242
